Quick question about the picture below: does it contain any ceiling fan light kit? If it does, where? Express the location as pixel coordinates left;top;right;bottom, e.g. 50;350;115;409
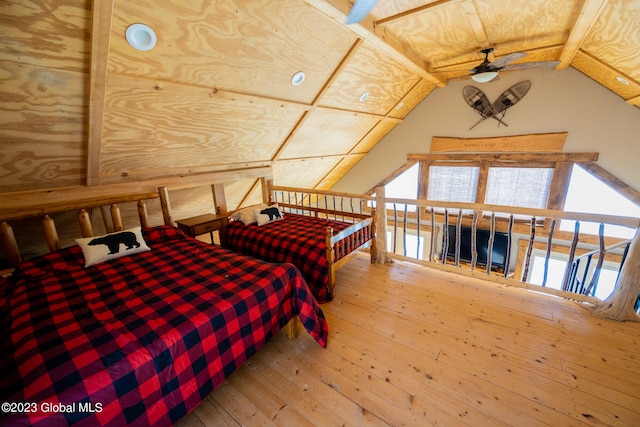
472;71;498;83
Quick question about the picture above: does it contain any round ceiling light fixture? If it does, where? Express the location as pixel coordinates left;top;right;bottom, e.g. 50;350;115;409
126;23;157;51
291;71;306;86
359;91;369;102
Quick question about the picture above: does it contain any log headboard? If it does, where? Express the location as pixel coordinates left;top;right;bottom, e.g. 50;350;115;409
0;191;169;274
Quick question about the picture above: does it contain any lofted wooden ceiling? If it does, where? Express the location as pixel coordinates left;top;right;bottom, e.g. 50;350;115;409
1;0;639;207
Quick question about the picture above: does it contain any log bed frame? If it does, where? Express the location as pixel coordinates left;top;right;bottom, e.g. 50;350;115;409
264;181;377;296
0;188;302;338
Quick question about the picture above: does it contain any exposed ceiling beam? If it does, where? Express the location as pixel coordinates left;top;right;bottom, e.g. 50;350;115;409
375;0;462;26
87;0;114;186
460;0;489;48
301;0;445;87
557;0;609;69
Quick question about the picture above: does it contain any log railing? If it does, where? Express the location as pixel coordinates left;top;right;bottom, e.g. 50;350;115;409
566;238;632;297
373;186;640;321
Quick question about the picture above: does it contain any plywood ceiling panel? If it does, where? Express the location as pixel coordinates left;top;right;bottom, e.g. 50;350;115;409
222;179;260;210
100;80;304;182
474;0;582;52
279;108;380;159
380;3;479;69
0;0;89;72
351;121;399;154
316;154;366;190
2;0;639;197
319;42;422;115
273;157;342;188
580;0;640;81
109;0;357;104
389;78;437;119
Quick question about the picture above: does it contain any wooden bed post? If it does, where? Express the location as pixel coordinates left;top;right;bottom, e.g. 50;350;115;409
137;200;150;228
0;222;22;268
111;204;124;231
261;177;274;204
42;215;60;252
326;226;335;296
284;318;300;340
78;209;94;237
211;183;228;215
158;186;175;226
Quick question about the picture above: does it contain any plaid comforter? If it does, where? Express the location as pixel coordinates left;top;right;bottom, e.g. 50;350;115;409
0;226;327;427
223;213;372;303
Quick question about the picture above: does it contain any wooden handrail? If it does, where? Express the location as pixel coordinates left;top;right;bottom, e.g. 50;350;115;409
382;197;640;229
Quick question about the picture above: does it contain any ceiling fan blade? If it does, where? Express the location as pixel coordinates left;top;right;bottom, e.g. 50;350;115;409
345;0;378;24
490;52;528;68
501;60;561;71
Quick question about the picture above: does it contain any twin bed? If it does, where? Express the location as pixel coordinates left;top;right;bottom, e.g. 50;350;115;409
223;184;376;303
0;182;374;426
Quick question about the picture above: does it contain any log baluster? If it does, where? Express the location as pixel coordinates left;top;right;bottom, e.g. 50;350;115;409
416;206;421;259
585;223;606;296
429;208;436;263
402;204;408;257
0;222;22;268
486;212;496;276
541;219;557;287
442;209;449;265
158;186;174;226
111;204;124;231
78;209;93;237
521;217;537;282
561;220;581;291
101;205;114;233
455;210;462;267
138;200;149;229
504;214;514;278
470;211;479;271
42;215;60;252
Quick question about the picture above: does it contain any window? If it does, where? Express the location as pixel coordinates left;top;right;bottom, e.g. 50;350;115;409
562;164;640;238
427;166;479;203
383;163;419;211
484;167;554;209
529;254;618;300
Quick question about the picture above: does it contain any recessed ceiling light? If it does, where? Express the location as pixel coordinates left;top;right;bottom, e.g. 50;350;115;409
126;23;157;51
616;76;630;85
359;91;369;102
291;71;305;86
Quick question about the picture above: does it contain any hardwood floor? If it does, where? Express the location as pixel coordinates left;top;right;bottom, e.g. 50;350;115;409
177;253;640;426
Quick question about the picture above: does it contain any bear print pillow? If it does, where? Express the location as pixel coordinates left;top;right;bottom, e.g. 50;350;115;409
76;226;151;267
254;204;284;226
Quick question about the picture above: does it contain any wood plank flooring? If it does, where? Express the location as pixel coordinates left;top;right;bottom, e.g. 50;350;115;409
177;253;640;426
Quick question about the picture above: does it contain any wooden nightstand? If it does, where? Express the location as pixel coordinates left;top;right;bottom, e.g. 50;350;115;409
176;213;227;245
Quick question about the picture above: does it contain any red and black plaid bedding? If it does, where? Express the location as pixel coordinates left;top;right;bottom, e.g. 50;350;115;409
223;213;372;303
0;226;327;427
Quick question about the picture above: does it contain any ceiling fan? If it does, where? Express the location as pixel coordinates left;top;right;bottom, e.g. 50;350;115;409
345;0;378;24
445;47;560;83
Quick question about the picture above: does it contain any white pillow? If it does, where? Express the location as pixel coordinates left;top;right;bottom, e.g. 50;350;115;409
230;204;264;224
254;204;284;226
76;226;150;267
